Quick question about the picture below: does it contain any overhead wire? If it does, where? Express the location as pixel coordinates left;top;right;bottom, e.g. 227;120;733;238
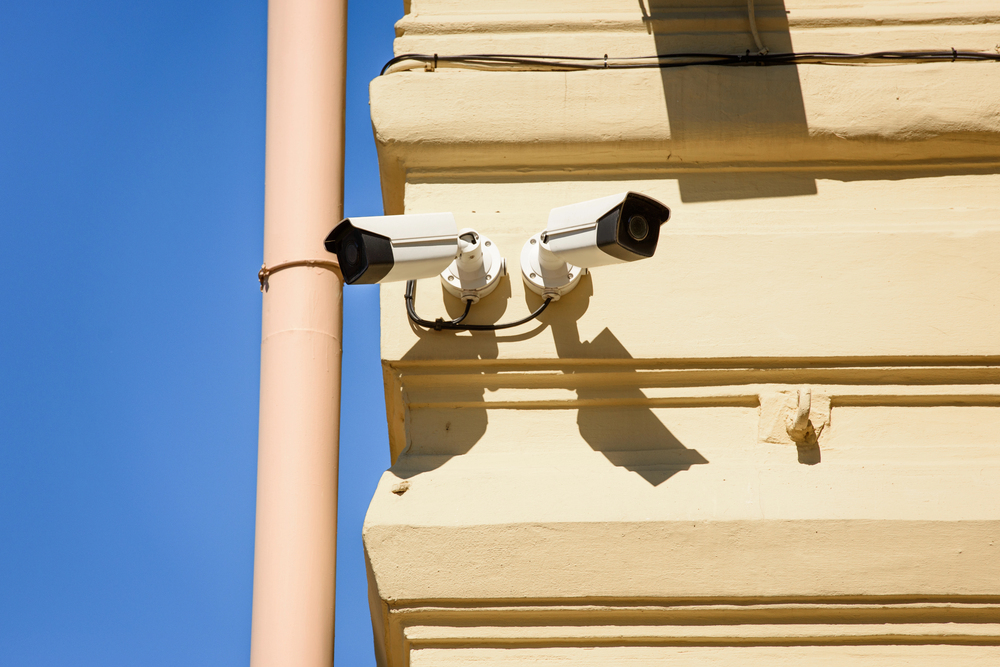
381;50;1000;75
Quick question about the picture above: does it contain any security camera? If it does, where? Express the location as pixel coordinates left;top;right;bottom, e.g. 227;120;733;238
325;214;506;302
325;213;459;285
521;192;670;299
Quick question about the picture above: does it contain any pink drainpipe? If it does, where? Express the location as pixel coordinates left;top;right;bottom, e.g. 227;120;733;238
251;0;347;665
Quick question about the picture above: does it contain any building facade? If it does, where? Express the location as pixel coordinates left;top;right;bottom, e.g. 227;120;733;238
362;2;1000;665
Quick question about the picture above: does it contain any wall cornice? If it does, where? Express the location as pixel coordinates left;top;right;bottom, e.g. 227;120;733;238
373;66;1000;213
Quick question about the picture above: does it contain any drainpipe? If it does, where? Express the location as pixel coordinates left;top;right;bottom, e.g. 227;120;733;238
250;1;347;666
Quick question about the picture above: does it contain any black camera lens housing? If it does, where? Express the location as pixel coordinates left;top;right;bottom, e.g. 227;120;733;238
627;214;649;241
595;192;671;261
324;220;394;284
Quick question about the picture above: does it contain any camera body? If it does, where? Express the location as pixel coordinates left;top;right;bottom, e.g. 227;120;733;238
325;213;459;285
521;192;671;298
543;191;670;267
327;192;670;303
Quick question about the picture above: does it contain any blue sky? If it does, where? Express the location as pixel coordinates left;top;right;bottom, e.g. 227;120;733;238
0;1;395;664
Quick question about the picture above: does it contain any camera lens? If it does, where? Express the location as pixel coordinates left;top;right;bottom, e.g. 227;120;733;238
342;236;360;269
627;215;649;241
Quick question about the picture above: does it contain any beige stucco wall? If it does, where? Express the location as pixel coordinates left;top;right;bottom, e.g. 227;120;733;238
363;2;1000;665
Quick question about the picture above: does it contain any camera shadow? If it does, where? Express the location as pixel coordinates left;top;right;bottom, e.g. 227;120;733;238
542;276;709;486
394;275;707;486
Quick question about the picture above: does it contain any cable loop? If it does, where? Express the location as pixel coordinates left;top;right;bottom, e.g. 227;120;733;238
404;280;551;331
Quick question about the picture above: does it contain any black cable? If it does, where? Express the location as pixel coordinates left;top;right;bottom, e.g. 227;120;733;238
381;50;1000;75
453;299;552;331
404;279;552;331
404;280;471;330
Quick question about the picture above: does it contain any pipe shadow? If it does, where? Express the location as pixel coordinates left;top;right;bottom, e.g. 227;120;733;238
646;0;817;202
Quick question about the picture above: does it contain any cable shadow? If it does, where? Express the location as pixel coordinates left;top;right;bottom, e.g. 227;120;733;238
645;0;817;202
544;276;709;486
393;276;552;479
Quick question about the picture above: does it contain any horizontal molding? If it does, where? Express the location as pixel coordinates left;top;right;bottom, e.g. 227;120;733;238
405;388;1000;410
364;520;1000;601
372;65;1000;184
390;358;1000;374
382;596;1000;664
399;12;1000;35
835;393;1000;407
399;366;1000;386
394;360;1000;408
405;623;1000;648
395;14;1000;51
391;364;1000;465
384;360;1000;463
392;598;1000;617
404;0;1000;23
401;1;1000;30
405;158;1000;180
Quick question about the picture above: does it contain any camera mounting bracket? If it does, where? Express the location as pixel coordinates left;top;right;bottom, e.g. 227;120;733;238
440;228;506;304
520;232;587;301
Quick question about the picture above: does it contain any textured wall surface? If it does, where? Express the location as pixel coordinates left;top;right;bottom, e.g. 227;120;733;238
363;2;1000;665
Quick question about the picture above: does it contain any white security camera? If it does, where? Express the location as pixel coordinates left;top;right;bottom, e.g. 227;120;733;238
325;215;505;303
521;192;670;299
325;213;460;285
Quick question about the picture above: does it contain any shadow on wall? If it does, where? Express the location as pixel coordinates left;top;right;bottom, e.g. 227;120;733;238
643;0;817;202
548;276;708;486
394;276;707;485
393;278;548;479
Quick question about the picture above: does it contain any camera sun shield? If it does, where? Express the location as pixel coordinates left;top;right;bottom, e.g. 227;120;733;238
324;222;394;285
595;192;670;262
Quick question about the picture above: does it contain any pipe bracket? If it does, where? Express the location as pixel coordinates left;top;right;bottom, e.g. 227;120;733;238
258;259;341;292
